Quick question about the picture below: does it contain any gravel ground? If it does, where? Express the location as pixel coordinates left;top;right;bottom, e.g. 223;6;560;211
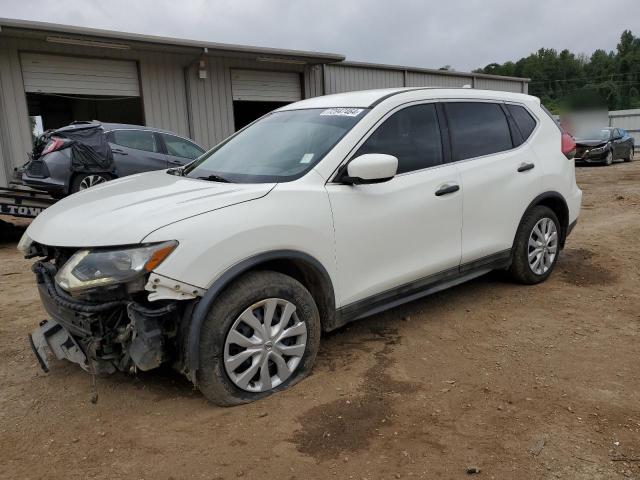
1;159;639;480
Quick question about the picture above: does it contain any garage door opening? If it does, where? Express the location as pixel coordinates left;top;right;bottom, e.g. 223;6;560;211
231;69;302;130
233;100;289;130
27;93;144;132
21;53;144;136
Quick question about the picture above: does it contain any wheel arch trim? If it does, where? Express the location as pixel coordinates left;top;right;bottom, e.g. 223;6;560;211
517;191;570;248
185;249;335;384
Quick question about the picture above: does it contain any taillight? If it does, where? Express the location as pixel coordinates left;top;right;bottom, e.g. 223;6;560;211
561;132;576;160
42;137;66;156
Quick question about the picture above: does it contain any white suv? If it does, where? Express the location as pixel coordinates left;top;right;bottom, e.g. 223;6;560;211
21;88;582;405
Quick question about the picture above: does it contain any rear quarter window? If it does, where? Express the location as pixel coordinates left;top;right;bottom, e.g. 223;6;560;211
507;104;537;141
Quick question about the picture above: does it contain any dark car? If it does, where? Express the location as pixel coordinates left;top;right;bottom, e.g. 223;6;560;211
20;122;205;198
574;127;635;166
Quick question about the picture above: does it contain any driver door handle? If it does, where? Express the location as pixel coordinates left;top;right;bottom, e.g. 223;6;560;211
435;184;460;196
517;162;535;172
112;148;128;155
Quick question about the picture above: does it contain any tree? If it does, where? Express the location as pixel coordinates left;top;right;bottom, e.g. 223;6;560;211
474;31;640;113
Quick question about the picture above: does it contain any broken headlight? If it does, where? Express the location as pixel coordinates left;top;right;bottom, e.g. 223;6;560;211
55;241;177;294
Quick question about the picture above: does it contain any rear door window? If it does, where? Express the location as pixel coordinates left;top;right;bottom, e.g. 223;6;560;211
445;102;513;161
111;130;159;153
355;103;443;174
506;104;537;141
161;133;204;160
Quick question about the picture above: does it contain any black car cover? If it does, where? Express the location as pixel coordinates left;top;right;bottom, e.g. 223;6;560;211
49;123;114;173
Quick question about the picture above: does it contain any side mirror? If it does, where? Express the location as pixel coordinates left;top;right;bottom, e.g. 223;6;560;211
342;154;398;185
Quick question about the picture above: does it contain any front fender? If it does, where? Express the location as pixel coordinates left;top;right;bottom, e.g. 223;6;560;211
184;250;334;384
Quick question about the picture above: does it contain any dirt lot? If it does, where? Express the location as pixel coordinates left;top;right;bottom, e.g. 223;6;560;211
1;160;639;480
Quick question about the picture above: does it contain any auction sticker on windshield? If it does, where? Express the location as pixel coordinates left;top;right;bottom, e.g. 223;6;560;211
320;108;364;117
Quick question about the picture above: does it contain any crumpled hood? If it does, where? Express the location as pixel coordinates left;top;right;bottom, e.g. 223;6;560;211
27;170;275;247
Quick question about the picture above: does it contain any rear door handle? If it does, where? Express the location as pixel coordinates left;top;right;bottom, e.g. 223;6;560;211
112;149;128;155
167;159;184;165
517;162;535;172
435;184;460;196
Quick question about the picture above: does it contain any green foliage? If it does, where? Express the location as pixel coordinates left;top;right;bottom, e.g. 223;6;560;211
475;30;640;113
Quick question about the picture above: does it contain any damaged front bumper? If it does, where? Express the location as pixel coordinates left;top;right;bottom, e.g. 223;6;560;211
29;319;89;373
29;261;188;375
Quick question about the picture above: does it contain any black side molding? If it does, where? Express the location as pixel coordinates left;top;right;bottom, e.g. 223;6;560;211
332;250;511;331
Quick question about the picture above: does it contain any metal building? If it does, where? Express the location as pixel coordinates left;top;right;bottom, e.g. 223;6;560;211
0;18;529;187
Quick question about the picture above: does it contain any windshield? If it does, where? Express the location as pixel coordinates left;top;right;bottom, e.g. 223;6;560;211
579;129;611;141
184;108;367;183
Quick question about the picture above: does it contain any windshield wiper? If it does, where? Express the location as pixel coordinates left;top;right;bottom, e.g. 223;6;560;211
197;174;234;183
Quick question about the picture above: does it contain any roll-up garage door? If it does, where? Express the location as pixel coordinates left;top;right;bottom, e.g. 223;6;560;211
20;53;140;96
231;69;302;102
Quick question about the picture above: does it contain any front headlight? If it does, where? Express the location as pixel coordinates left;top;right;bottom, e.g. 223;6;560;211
55;241;177;293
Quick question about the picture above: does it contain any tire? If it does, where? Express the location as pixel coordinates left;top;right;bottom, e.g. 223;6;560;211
197;270;321;406
509;206;561;285
624;146;634;162
70;172;112;193
604;150;613;166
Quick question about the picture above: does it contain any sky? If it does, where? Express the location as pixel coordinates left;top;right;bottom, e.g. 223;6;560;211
1;0;639;72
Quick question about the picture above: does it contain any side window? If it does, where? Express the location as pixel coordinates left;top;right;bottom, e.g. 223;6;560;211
111;130;159;153
161;133;204;160
445;102;513;161
507;104;537;141
355;104;443;174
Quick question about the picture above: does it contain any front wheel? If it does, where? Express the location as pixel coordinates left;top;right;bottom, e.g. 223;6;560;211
70;172;112;193
197;271;321;406
604;150;613;166
509;206;561;285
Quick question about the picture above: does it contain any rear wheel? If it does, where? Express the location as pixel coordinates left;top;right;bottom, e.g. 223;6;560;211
197;271;321;406
70;172;112;193
509;206;561;285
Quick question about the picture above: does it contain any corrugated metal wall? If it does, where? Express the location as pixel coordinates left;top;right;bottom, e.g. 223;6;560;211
304;65;323;97
474;77;525;93
138;52;190;137
0;91;8;186
406;71;469;88
0;40;33;177
609;108;640;144
324;64;403;93
325;63;527;95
